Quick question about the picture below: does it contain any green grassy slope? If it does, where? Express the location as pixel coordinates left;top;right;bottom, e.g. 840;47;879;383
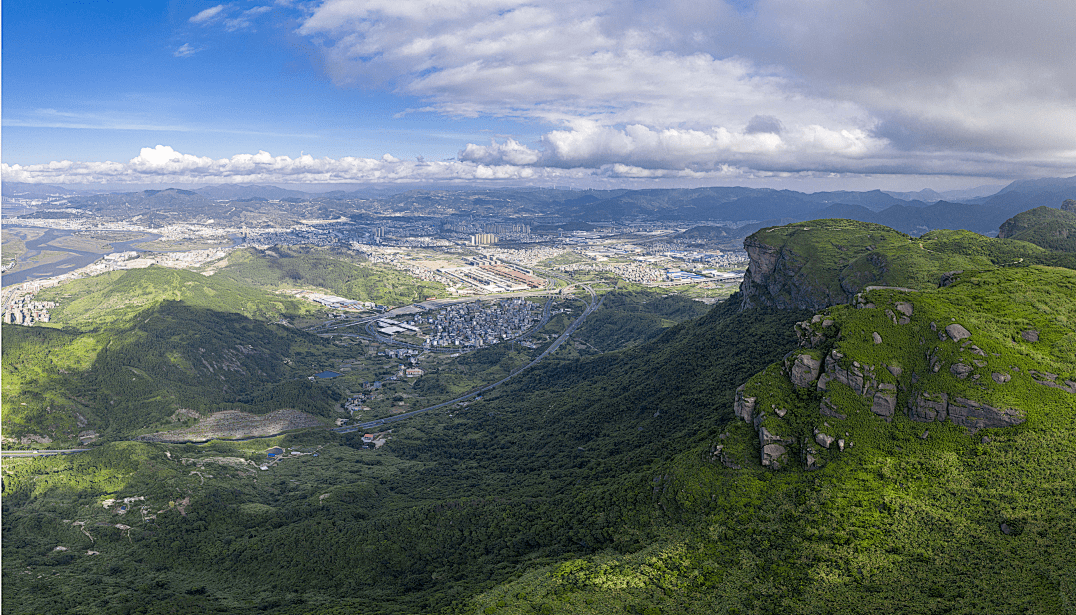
572;291;710;352
997;206;1076;252
741;219;1076;310
212;246;447;306
36;266;316;328
463;266;1076;615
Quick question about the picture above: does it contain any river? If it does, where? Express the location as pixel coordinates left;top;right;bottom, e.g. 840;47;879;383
1;227;244;288
1;227;164;287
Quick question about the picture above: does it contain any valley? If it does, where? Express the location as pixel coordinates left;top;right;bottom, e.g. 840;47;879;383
2;183;1076;615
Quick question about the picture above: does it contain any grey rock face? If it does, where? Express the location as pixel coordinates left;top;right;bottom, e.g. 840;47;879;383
872;331;883;344
992;372;1011;384
895;302;914;317
950;363;974;379
870;386;897;418
814;431;835;449
939;271;963;287
740;236;853;311
945;323;972;341
818;350;865;394
761;442;788;469
788;353;823;388
947;397;1026;432
759;426;792;469
734;384;757;423
908;391;948;422
1021;329;1039;342
908;391;1025;432
819;397;848;420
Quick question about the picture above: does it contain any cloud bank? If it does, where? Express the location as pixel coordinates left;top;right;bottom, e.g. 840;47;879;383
8;0;1075;185
294;0;1076;180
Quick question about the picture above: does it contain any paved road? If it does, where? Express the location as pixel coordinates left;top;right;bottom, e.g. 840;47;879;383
0;448;92;458
334;285;600;434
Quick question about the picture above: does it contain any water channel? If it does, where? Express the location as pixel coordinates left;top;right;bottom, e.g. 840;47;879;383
1;226;242;287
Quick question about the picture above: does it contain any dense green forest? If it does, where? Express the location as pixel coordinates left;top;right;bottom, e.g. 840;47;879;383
2;301;343;440
2;299;808;614
571;291;710;352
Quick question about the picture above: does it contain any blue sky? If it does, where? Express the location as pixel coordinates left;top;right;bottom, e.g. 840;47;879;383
4;0;1075;190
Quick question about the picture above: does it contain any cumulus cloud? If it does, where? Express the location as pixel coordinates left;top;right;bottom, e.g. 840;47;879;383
291;0;1076;180
745;115;784;135
1;145;565;185
190;5;226;24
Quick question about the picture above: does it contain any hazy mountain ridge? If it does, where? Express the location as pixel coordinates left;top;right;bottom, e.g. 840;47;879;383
12;176;1074;237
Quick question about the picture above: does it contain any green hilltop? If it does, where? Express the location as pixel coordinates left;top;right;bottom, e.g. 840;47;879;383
36;265;316;328
997;205;1076;252
740;218;1075;311
212;246;448;306
2;301;342;442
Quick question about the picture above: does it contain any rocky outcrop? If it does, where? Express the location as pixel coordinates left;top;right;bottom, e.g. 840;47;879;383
786;352;822;388
870;385;898;418
740;236;849;311
906;392;1025;432
733;384;756;422
758;426;791;469
945;323;971;341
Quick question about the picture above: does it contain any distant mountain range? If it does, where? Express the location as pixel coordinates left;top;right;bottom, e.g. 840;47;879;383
6;176;1075;236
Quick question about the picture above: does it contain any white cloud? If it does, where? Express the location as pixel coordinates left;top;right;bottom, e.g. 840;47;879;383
1;145;578;185
458;139;541;166
292;0;1076;180
173;43;200;58
190;5;226;24
225;6;273;31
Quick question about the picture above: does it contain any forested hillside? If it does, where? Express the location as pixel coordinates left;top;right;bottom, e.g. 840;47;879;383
3;218;1075;615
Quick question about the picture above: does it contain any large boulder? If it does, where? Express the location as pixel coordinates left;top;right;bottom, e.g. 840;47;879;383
945;323;972;341
734;384;757;422
870;385;898;418
787;353;823;388
758;426;791;469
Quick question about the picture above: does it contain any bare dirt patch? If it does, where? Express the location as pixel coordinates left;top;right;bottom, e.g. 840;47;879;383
136;408;324;443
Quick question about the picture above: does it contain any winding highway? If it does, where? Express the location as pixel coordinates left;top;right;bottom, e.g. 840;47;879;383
333;284;600;434
0;448;92;458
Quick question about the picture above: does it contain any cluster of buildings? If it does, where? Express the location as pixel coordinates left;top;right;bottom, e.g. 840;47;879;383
558;261;663;283
421;298;539;348
3;299;54;325
469;233;498;246
442;221;532;235
299;292;375;311
436;259;545;294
